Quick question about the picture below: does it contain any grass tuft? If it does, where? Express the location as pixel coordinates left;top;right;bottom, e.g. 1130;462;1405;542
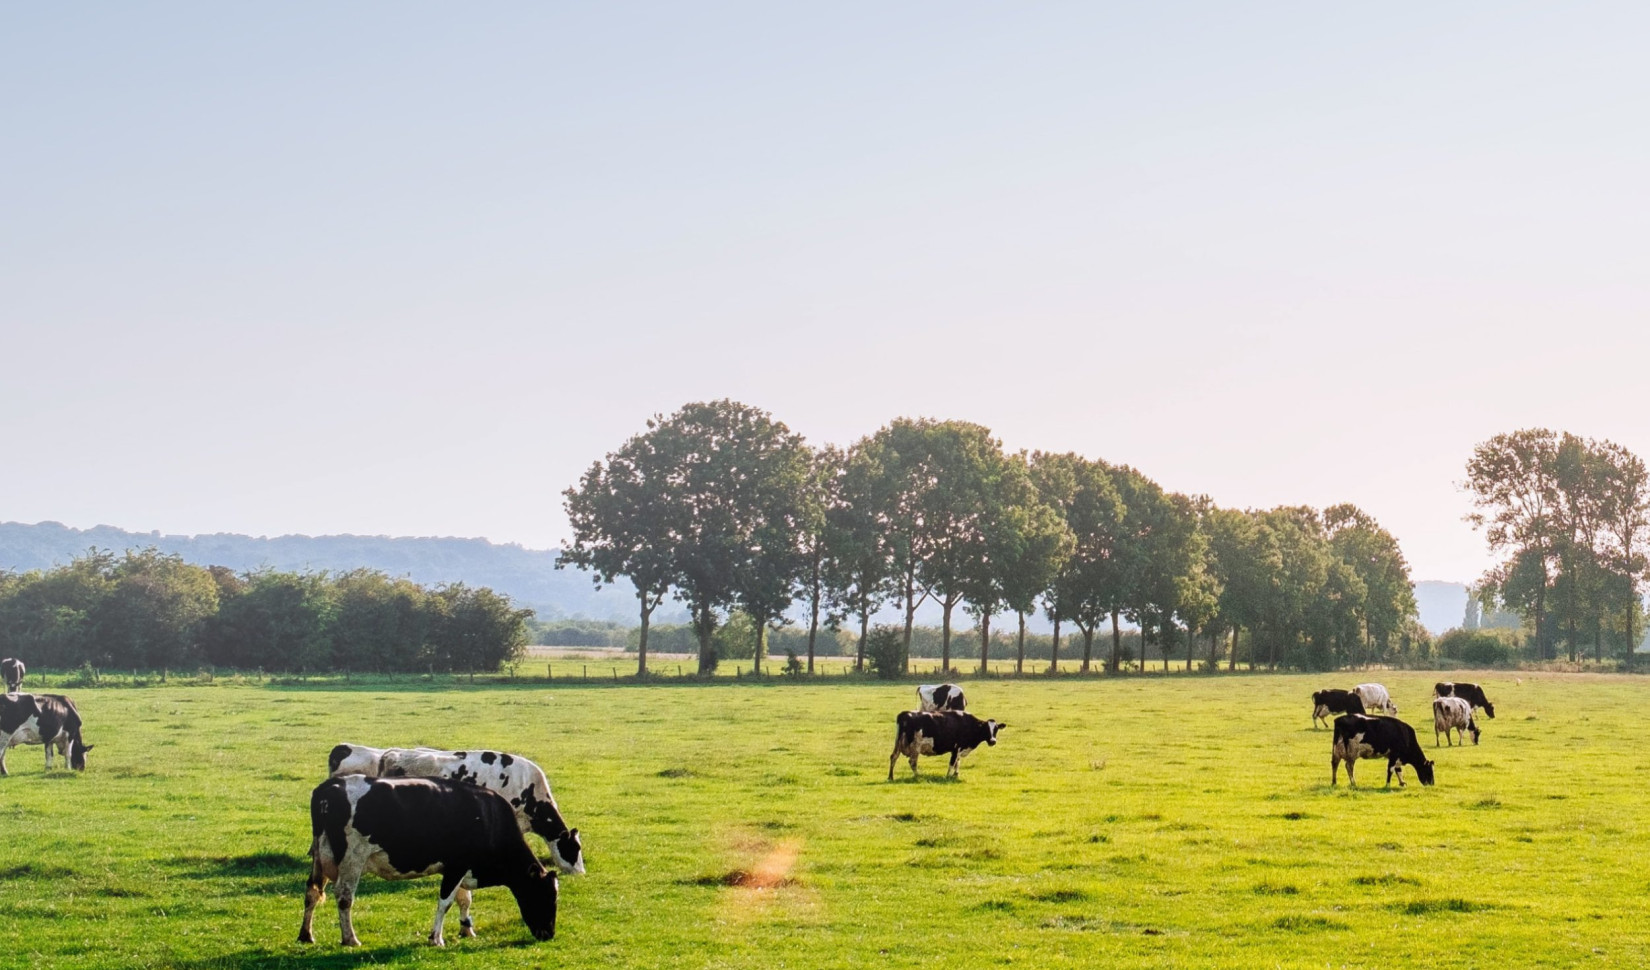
1396;898;1486;915
1352;873;1421;886
1273;915;1350;931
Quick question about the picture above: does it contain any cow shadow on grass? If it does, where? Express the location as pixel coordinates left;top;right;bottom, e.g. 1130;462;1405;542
167;943;423;970
162;851;419;899
886;774;964;785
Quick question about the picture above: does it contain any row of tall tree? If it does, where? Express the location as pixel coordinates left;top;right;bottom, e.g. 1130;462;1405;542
561;400;1420;676
0;549;530;673
1465;429;1650;661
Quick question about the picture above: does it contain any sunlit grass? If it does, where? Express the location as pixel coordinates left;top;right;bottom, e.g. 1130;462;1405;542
0;671;1644;967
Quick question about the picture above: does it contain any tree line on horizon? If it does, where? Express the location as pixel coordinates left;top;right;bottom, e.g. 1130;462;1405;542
560;400;1423;677
0;549;531;674
1465;429;1650;662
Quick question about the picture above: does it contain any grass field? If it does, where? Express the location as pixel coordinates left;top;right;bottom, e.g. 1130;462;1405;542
0;671;1645;969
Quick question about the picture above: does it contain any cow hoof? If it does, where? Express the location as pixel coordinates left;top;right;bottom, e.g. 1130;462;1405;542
342;939;360;948
429;937;446;947
461;925;476;938
297;932;313;945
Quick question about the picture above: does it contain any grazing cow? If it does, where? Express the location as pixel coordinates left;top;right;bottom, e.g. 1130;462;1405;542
1353;683;1398;715
1432;696;1480;747
330;744;584;876
917;683;966;713
2;658;23;693
0;693;92;775
1311;688;1366;728
1331;714;1434;787
888;710;1003;780
298;775;557;947
1434;682;1495;718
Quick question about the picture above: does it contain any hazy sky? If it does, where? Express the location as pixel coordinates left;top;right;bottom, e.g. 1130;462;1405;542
5;3;1649;583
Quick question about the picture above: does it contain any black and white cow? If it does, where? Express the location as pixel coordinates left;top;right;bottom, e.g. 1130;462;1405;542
1434;682;1495;718
329;744;584;875
1352;683;1398;715
1311;688;1366;728
1432;696;1480;747
888;710;1003;780
0;693;92;775
299;775;557;947
1331;714;1434;787
2;658;23;693
916;683;966;713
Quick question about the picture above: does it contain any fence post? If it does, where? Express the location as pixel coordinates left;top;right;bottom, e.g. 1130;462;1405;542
548;664;553;680
612;667;618;683
582;665;588;680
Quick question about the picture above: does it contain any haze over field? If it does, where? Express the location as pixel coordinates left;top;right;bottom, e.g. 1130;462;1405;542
7;6;1650;590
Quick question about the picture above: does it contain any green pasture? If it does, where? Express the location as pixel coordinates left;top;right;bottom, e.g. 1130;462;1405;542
0;672;1644;968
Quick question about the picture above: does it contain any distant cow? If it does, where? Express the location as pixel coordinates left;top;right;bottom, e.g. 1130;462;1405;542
0;693;92;775
298;775;557;947
917;683;966;713
1331;714;1434;787
1353;683;1398;715
888;710;1003;780
1432;696;1480;747
1311;688;1366;728
1434;682;1495;718
1;658;23;693
330;744;584;875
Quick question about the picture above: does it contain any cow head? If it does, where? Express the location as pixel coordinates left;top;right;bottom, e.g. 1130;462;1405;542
987;721;1005;745
1482;700;1495;719
551;827;585;876
1414;759;1435;786
70;739;93;771
1468;720;1481;745
512;869;558;941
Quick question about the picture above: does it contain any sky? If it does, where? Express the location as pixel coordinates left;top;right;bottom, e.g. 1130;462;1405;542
5;3;1650;584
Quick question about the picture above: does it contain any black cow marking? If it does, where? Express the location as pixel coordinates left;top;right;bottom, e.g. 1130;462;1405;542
481;751;497;765
1;693;92;775
1435;682;1496;719
888;710;1003;780
298;776;557;947
1311;689;1365;729
1331;714;1434;788
500;754;514;768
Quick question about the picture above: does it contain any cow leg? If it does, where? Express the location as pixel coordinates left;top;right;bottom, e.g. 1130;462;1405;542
335;863;365;947
948;751;960;778
456;887;476;938
888;742;900;782
1345;759;1356;787
43;741;52;770
1330;753;1339;785
298;850;330;944
430;871;465;946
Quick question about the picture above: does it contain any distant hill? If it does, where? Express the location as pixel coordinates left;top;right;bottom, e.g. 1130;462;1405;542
1413;580;1470;636
1;521;1475;636
0;521;667;623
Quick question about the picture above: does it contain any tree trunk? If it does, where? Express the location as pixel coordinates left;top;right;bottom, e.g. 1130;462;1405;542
1050;617;1061;674
1209;628;1217;672
1229;625;1238;672
1110;609;1122;674
1164;617;1172;673
1082;625;1094;672
1016;612;1026;674
636;593;652;678
979;611;991;674
942;600;954;672
694;602;717;675
806;564;821;675
1140;612;1152;672
752;619;765;675
856;605;870;672
902;563;918;674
